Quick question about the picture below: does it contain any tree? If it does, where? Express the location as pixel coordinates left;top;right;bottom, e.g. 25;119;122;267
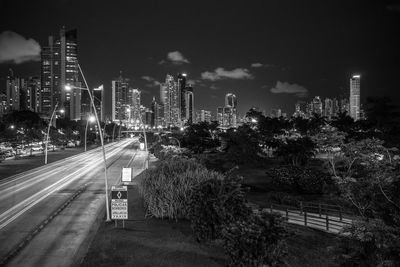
222;125;262;164
274;137;316;166
182;121;220;153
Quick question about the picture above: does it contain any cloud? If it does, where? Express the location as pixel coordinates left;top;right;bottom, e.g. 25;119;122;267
201;67;254;81
0;31;41;64
141;76;160;87
270;81;308;97
251;63;263;68
159;51;190;65
187;79;200;86
210;84;219;90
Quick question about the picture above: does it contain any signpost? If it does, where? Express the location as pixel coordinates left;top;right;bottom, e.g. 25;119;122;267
111;186;128;227
121;167;132;183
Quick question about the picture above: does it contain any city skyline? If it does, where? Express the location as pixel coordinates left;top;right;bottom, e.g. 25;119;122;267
1;0;399;116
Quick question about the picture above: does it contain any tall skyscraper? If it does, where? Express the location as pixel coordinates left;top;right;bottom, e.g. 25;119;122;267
93;85;104;122
129;88;141;124
111;73;130;121
324;98;333;119
184;84;194;124
350;74;361;121
217;93;237;128
6;72;23;111
312;96;323;116
41;27;81;119
196;110;212;123
160;74;180;127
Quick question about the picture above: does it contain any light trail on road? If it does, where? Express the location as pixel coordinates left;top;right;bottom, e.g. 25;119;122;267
0;139;132;232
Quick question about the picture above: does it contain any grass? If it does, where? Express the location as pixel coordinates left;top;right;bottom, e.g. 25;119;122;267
80;185;227;267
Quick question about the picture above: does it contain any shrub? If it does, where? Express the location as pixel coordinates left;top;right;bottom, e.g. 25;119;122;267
137;156;220;220
222;211;288;267
153;145;190;160
188;175;251;242
267;166;326;194
334;219;400;267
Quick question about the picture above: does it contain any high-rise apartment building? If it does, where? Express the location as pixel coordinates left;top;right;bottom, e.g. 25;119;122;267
25;77;41;112
129;88;141;124
350;74;361;121
312;96;323;116
93;85;104;122
324;98;333;119
111;74;130;121
184;84;194;124
217;93;237;128
160;74;181;127
41;27;81;119
6;73;24;111
195;110;212;123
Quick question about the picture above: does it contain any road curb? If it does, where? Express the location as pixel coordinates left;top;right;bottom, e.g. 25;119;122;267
0;185;88;267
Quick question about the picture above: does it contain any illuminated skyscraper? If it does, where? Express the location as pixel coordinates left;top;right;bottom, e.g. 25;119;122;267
129;88;141;124
111;74;130;121
160;74;180;127
217;93;237;128
6;72;23;111
41;27;81;119
350;74;361;121
312;96;323;116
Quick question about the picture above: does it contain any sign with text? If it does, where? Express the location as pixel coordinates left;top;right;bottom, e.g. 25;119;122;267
122;168;132;182
111;186;128;220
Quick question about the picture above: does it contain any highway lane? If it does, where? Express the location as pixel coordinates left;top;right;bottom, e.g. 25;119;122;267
0;138;143;264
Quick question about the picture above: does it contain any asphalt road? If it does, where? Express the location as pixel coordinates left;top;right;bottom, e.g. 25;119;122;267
0;138;148;266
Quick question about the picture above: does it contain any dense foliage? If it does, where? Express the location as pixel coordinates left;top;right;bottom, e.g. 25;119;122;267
267;166;327;194
188;175;251;241
137;156;221;220
222;211;288;267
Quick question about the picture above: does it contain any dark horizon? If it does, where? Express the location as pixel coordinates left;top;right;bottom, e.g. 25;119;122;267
1;0;399;116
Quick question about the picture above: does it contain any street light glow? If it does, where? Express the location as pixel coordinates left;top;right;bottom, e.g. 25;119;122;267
89;115;96;123
59;109;65;114
64;84;72;91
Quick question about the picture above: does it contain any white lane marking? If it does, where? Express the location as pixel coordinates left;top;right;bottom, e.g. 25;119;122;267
0;141;122;187
0;141;132;230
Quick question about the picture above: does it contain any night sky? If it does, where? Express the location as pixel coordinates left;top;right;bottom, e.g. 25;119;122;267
0;0;399;116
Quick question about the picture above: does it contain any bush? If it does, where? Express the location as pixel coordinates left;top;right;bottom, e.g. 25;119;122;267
267;166;327;194
188;175;251;242
222;211;288;267
153;145;191;160
334;219;400;267
137;156;220;220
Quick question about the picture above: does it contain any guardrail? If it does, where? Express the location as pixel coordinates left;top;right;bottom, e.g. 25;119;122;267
263;203;353;233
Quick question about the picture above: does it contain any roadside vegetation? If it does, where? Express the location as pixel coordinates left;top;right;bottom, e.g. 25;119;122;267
142;96;400;266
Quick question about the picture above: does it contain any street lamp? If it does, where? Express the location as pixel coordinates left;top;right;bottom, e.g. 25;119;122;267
65;63;111;222
45;103;65;165
85;115;96;152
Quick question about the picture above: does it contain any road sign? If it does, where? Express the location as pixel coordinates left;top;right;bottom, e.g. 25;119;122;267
111;186;128;220
122;168;132;182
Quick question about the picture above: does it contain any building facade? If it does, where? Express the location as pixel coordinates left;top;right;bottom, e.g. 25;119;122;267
350;74;361;121
111;74;130;122
41;27;81;120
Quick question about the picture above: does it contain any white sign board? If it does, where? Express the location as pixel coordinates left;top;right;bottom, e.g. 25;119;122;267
111;186;128;220
122;168;132;182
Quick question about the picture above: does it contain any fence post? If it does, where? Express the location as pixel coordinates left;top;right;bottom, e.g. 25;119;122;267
304;211;307;226
286;208;289;221
318;204;322;217
326;215;329;231
300;201;303;215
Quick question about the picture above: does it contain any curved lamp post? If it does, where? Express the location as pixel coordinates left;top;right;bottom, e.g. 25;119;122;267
45;103;65;164
65;63;111;222
136;109;149;169
85;115;96;152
